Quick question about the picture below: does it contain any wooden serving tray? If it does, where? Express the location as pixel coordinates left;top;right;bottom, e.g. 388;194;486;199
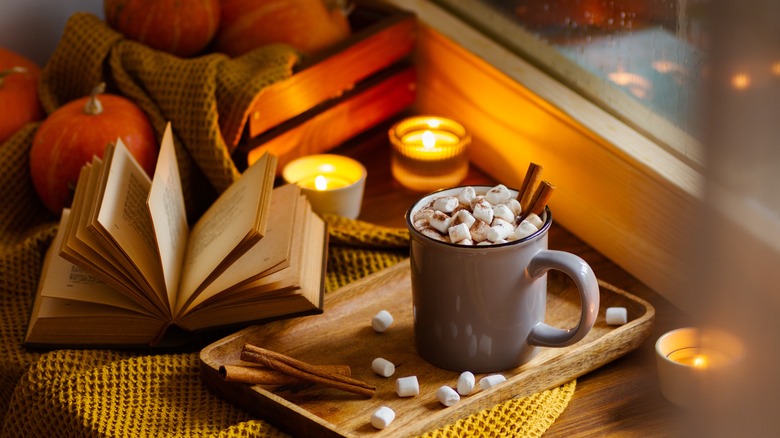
200;261;654;437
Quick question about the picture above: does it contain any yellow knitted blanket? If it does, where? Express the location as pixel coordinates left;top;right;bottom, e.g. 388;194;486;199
0;12;574;437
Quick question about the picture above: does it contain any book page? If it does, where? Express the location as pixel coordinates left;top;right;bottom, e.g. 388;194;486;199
147;123;189;312
176;152;276;304
60;155;164;317
178;199;326;331
177;183;300;315
43;210;153;314
95;139;168;314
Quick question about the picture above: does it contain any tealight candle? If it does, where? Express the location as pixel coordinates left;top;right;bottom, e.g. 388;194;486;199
655;327;743;409
666;347;731;369
389;115;470;192
282;154;366;219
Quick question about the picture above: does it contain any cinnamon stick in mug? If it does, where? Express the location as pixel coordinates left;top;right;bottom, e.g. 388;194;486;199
518;162;544;213
523;180;555;220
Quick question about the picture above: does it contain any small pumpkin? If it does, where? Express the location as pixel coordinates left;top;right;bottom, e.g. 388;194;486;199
104;0;221;57
0;48;44;144
29;83;158;215
213;0;351;57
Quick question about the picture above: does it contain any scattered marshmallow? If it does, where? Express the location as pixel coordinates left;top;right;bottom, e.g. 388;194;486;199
479;374;506;390
372;310;394;333
429;211;452;234
396;376;420;397
448;223;471;243
485;184;511;204
370;406;395;429
436;386;461;407
457;371;475;395
606;307;628;326
371;357;395;377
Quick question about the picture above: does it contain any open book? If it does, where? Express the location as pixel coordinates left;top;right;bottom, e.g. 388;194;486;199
26;123;327;348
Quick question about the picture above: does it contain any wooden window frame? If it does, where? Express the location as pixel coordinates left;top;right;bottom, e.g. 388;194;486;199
386;0;702;310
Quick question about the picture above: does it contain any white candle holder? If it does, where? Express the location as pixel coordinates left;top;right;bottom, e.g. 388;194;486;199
389;115;470;192
282;154;366;219
655;327;743;409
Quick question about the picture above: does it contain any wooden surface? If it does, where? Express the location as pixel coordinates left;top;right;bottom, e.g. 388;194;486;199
330;127;690;436
201;260;654;437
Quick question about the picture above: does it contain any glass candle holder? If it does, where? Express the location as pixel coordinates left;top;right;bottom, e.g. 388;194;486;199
389;115;471;192
282;154;366;219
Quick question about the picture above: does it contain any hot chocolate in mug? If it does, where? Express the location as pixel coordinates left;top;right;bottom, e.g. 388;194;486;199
406;186;599;373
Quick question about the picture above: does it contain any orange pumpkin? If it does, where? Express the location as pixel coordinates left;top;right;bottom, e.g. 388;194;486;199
29;84;158;215
213;0;351;57
104;0;221;57
0;48;44;144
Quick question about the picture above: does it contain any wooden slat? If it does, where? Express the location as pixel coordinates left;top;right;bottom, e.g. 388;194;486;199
240;65;416;171
246;3;416;139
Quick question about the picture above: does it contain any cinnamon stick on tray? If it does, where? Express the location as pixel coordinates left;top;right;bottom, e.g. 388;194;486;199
220;364;352;386
240;343;376;398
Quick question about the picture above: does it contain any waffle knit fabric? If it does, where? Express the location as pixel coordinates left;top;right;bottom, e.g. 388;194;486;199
0;12;575;438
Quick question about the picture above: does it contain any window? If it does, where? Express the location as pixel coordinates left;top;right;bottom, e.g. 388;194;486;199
432;0;707;168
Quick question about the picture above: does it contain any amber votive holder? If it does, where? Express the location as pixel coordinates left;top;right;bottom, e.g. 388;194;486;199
389;115;471;192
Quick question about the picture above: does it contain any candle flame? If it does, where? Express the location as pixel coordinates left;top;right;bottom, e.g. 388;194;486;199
693;354;709;369
731;73;751;90
422;130;436;149
314;175;328;191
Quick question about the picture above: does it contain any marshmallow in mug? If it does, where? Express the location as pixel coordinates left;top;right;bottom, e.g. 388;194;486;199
413;185;544;245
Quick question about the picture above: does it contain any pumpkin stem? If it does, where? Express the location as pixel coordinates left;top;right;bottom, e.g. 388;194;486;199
83;83;106;115
0;66;27;87
326;0;354;16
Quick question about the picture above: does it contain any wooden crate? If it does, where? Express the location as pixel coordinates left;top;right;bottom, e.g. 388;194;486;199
232;0;417;171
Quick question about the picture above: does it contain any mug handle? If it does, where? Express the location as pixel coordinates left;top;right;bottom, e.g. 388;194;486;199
526;250;600;347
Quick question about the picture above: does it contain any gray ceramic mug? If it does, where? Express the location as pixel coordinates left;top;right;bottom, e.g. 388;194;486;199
406;186;600;373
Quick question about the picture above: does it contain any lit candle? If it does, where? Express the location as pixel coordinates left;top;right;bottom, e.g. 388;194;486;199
667;347;731;369
389;116;470;192
296;174;353;191
655;327;743;409
282;154;366;219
